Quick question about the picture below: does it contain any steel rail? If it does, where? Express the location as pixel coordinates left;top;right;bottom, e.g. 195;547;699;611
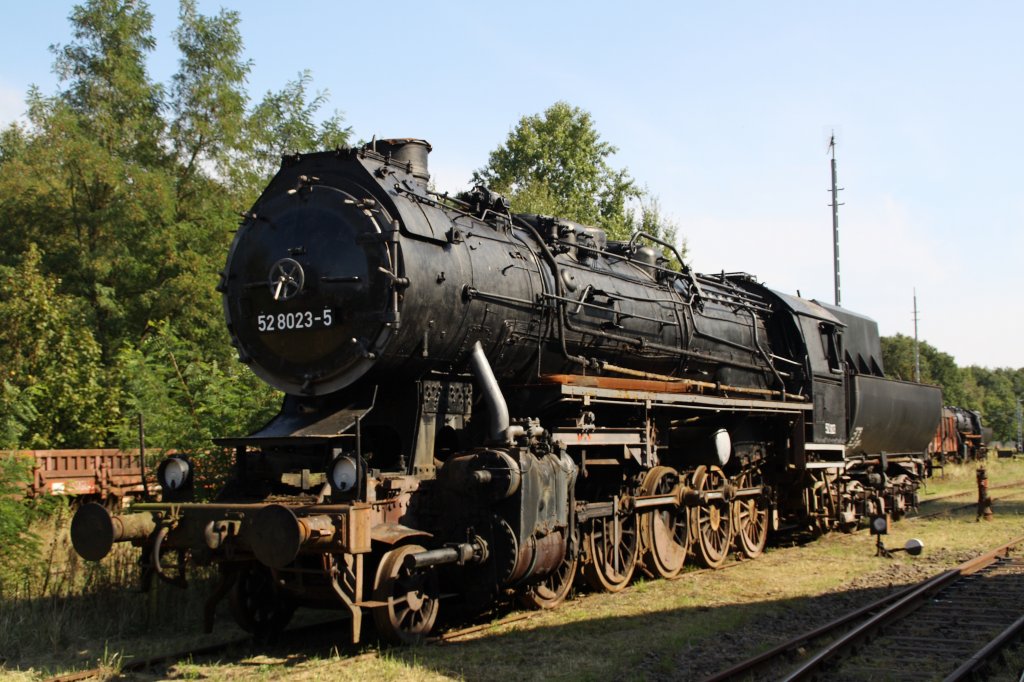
917;477;1024;506
943;613;1024;681
910;489;1024;522
702;535;1024;682
778;535;1024;682
700;579;923;682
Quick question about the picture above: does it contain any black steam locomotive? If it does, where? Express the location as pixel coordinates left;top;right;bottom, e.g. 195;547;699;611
71;139;941;644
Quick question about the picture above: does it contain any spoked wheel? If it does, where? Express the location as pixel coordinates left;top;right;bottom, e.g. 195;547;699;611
691;465;734;569
372;544;440;644
228;563;295;642
582;505;639;592
732;470;769;560
519;535;578;609
639;467;690;579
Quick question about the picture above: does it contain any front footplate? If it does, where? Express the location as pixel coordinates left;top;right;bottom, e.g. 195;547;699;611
70;501;373;566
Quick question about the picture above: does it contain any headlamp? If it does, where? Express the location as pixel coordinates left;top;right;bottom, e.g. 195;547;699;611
328;455;359;494
157;456;192;492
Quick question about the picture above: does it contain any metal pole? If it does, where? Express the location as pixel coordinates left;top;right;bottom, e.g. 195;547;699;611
1016;399;1022;453
913;289;921;383
138;413;150;500
828;135;844;307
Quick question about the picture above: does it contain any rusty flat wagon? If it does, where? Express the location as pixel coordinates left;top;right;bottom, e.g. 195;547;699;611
18;449;148;503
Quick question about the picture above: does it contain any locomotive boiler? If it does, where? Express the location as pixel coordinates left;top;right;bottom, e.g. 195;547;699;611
71;139;941;644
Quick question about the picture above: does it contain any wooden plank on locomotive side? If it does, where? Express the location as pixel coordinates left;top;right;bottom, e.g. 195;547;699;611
545;376;812;414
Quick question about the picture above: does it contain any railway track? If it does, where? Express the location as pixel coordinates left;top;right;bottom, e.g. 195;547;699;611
912;489;1024;522
703;536;1024;681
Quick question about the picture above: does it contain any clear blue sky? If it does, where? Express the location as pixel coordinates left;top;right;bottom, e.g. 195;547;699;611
1;1;1021;368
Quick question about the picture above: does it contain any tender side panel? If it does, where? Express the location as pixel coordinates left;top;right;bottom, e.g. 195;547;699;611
847;376;942;456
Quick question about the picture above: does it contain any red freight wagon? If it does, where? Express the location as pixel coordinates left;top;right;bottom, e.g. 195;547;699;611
21;449;147;503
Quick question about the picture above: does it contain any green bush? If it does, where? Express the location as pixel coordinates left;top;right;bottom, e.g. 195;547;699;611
0;454;44;596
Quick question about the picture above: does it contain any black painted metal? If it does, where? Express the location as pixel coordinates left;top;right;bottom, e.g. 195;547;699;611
223;142;787;401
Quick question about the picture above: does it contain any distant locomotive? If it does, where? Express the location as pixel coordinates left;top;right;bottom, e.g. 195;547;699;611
71;139;941;644
929;406;989;463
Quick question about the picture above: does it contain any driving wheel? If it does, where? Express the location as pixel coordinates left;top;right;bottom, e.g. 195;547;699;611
639;466;690;578
691;465;734;569
582;506;639;592
733;470;768;559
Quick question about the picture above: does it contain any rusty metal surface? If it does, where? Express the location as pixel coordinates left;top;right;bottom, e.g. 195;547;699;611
553;381;812;414
543;370;807;401
976;466;994;520
17;449;148;499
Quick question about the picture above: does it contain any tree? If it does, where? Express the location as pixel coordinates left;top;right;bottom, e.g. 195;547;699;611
880;334;965;405
240;71;352;193
473;102;642;239
115;321;278;491
0;0;350;450
52;0;164;163
474;102;685;264
169;0;250;194
881;334;1024;442
625;192;685;268
0;246;114;447
0;453;43;596
960;366;1018;442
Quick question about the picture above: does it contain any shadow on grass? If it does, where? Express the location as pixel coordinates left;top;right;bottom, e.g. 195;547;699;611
6;498;1023;680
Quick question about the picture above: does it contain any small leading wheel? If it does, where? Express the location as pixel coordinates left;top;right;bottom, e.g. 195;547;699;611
519;534;578;609
639;467;690;579
691;465;734;569
228;563;295;642
582;506;639;593
733;471;768;560
372;544;440;644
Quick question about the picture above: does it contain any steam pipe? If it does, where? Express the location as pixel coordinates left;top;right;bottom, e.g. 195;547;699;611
469;341;510;442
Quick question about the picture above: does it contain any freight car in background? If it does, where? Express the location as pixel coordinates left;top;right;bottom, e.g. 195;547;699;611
13;449;148;506
928;406;990;464
69;139;943;646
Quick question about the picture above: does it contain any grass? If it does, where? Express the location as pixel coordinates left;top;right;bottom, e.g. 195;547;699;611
0;502;234;678
2;457;1023;680
921;454;1024;497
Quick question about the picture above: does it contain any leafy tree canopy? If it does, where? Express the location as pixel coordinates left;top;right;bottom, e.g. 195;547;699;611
0;0;350;450
0;245;114;448
473;101;684;259
881;333;1023;442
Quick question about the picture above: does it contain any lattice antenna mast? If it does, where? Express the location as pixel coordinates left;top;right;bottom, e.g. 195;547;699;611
913;288;921;383
828;134;844;306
